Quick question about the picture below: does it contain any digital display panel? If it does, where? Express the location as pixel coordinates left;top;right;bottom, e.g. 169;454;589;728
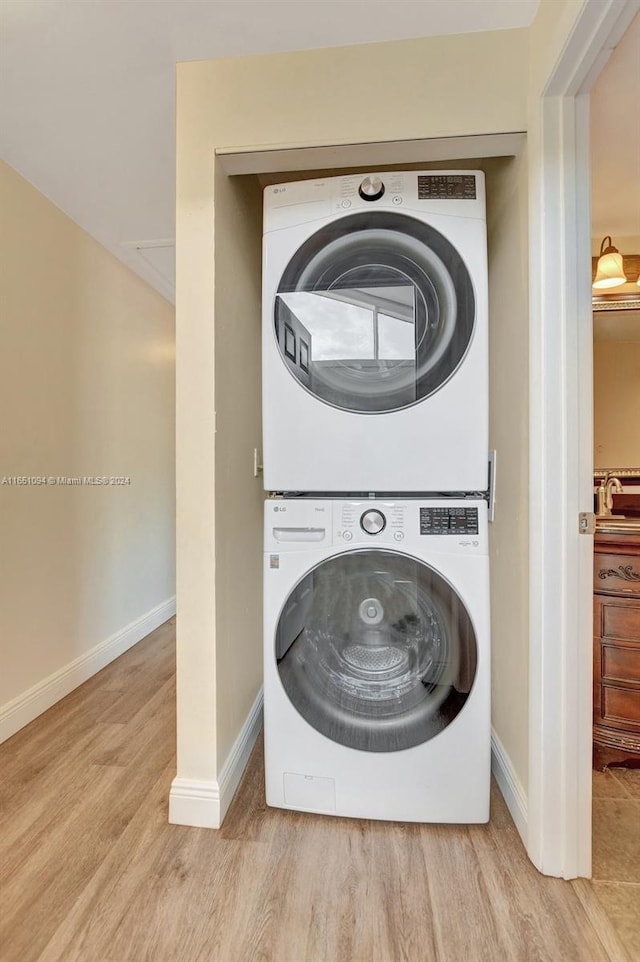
417;175;476;200
420;507;479;535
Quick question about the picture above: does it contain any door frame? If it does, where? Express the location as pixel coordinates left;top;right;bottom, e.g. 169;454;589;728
527;0;639;878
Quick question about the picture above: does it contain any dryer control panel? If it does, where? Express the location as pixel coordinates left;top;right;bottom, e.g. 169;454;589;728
263;169;486;232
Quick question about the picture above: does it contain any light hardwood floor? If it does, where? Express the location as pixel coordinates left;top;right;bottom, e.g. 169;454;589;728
0;618;631;962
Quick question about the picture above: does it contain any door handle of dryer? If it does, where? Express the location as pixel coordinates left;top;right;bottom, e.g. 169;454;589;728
272;527;326;542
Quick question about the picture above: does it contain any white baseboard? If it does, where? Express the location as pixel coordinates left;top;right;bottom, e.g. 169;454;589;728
0;595;176;745
169;687;263;829
491;728;528;845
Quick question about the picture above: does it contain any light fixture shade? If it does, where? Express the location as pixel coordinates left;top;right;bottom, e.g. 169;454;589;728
593;236;627;289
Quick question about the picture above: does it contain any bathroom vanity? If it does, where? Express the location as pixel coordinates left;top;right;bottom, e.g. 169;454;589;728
593;521;640;768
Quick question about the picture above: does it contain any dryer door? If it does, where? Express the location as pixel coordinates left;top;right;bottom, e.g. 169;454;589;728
275;549;478;753
273;212;475;413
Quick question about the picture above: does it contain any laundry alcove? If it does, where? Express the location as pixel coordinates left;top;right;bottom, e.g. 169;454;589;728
171;32;530;835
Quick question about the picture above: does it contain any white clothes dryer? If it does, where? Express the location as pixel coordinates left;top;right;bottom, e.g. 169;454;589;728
262;170;488;493
263;497;491;823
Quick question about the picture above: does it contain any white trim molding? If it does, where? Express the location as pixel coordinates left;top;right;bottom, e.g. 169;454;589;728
527;0;640;878
0;596;176;745
491;730;528;845
169;687;263;829
217;132;526;176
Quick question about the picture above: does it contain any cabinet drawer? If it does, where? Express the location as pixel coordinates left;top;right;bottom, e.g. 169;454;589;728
603;644;640;684
602;686;640;726
602;602;640;642
595;553;640;595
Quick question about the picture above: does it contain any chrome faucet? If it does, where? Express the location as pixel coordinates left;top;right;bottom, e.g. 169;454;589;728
596;473;623;517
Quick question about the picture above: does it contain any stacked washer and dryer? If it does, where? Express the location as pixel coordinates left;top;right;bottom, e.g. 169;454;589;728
261;171;491;823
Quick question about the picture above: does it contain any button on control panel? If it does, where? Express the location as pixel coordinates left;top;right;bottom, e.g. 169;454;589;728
360;509;386;535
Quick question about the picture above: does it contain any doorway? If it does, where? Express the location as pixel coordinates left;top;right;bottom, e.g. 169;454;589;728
589;11;640;950
527;0;640;880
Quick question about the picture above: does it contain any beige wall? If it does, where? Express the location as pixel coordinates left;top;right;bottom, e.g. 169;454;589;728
175;27;531;803
529;0;585;95
213;166;264;765
0;159;175;719
189;30;528;153
485;154;531;787
594;341;640;466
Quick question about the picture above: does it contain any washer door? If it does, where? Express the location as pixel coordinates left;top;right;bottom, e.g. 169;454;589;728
276;550;477;752
274;212;475;413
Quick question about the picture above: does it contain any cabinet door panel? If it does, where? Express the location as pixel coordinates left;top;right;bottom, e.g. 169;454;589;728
602;686;640;726
595;553;640;596
602;602;640;642
603;644;640;685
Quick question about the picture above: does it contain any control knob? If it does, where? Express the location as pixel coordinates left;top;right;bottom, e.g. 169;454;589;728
360;509;386;535
358;176;385;202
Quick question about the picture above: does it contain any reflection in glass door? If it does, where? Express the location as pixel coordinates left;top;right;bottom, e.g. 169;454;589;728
274;212;475;413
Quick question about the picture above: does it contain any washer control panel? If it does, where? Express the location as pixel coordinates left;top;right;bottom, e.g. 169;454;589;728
331;500;485;552
265;499;487;555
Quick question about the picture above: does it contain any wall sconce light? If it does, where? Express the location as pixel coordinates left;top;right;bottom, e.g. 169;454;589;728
593;236;627;289
592;247;640;312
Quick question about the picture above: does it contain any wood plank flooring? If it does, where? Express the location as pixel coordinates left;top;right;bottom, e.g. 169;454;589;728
0;618;629;962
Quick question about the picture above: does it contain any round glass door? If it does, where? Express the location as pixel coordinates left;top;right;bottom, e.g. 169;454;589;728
276;550;477;752
274;212;475;413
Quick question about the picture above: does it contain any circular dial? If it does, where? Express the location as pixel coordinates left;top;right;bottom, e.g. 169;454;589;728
358;175;385;202
360;509;386;535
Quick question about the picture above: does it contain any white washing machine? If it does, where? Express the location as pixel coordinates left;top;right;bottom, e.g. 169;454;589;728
262;170;488;493
263;497;491;823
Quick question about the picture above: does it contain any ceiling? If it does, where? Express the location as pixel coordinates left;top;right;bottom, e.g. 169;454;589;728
0;0;539;302
2;1;636;305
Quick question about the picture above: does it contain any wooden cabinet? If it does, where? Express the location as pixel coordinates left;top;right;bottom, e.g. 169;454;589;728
593;530;640;768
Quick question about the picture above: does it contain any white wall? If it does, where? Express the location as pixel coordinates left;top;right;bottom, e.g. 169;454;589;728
173;27;531;825
0;159;176;740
